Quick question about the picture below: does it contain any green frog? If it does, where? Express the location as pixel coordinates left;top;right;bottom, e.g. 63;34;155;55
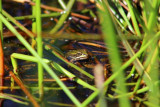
65;49;89;63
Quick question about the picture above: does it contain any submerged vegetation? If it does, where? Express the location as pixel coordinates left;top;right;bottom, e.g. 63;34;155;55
0;0;160;107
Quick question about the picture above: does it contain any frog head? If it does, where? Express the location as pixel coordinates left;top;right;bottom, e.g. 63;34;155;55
65;49;88;62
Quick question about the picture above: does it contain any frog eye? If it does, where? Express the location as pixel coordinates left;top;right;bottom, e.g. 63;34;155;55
76;52;82;56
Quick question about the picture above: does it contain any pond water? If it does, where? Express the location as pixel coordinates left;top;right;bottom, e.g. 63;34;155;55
2;1;145;107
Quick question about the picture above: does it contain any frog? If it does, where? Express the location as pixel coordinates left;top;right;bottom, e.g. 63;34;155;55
65;49;89;63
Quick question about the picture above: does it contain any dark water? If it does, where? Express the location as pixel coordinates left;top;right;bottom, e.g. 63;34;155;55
2;1;144;107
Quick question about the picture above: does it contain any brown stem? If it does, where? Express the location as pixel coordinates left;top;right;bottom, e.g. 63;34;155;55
0;31;4;106
28;1;91;20
9;71;40;107
0;35;4;89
